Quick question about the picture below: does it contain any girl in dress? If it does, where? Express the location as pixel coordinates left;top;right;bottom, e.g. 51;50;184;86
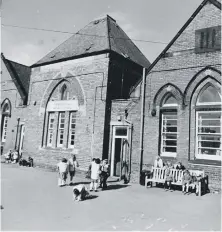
89;158;101;192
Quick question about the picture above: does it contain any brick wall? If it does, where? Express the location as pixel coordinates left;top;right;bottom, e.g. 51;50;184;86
127;2;221;191
1;60;28;153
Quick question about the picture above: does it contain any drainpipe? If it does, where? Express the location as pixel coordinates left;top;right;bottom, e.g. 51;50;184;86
139;68;146;182
14;118;20;150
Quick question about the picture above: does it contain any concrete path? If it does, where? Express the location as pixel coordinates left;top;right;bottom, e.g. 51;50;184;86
1;164;221;231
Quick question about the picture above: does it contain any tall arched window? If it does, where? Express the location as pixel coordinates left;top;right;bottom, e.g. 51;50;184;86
60;84;69;100
160;94;178;157
195;84;221;160
1;100;11;143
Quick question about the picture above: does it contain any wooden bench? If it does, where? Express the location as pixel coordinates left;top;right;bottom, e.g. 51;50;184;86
145;167;205;196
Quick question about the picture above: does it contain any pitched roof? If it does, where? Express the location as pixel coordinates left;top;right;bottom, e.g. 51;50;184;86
1;53;31;104
130;0;221;94
32;15;150;68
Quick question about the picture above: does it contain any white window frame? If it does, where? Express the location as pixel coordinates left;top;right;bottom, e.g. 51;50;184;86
68;112;77;148
47;112;55;147
57;112;65;148
2;115;9;142
161;111;178;158
195;111;221;161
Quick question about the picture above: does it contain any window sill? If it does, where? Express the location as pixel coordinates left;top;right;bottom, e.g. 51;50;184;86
161;153;177;158
41;146;74;152
189;159;221;167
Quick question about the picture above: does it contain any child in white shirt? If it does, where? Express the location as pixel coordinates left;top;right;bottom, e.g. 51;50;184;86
90;158;101;192
57;158;69;187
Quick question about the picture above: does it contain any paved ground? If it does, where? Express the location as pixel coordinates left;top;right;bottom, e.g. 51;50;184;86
1;163;221;231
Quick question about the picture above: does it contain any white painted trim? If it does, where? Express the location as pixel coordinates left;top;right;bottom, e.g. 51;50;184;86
195;154;221;161
195;111;221;160
161;111;178;155
57;112;65;148
161;152;177;158
68;112;76;149
19;125;25;154
1;115;9;142
47;112;55;147
188;163;221;167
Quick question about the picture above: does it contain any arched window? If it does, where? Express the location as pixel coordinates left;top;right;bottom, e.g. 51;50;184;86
1;100;11;143
60;84;69;100
45;82;78;149
196;84;221;160
160;94;178;157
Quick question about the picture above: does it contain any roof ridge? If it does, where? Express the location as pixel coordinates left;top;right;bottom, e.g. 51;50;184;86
130;0;221;93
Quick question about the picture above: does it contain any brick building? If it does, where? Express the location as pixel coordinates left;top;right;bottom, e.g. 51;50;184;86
1;15;150;171
113;0;220;191
1;0;221;192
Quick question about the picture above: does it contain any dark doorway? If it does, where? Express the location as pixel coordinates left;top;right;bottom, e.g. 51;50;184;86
114;138;122;176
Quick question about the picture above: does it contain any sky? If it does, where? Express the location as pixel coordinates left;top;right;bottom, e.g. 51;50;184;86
1;0;203;66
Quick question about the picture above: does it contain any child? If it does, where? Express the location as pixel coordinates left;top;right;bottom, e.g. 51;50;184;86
4;150;12;163
57;158;69;187
174;162;185;170
11;150;19;164
100;159;110;190
86;158;95;179
68;154;79;185
190;173;201;196
89;158;101;192
164;162;173;191
28;157;34;167
73;184;89;201
182;170;192;194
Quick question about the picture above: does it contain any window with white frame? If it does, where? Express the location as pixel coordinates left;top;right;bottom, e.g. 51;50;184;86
160;94;178;157
68;112;77;148
196;85;221;160
2;115;9;142
57;112;65;147
47;113;55;147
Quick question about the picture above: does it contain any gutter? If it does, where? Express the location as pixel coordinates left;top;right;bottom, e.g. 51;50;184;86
139;68;146;181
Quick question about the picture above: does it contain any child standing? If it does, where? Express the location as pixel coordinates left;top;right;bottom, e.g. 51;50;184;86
90;158;101;192
164;162;173;191
182;170;192;194
57;158;69;187
68;154;79;185
100;159;110;190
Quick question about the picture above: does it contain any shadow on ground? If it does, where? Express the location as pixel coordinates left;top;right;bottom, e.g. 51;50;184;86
85;195;98;201
104;184;130;191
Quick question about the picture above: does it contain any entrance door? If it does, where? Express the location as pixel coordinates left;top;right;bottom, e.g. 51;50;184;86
18;125;25;155
111;126;129;178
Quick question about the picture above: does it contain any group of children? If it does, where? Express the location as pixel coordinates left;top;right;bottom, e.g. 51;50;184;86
87;158;110;192
162;161;201;196
56;155;110;202
57;154;79;187
4;149;19;164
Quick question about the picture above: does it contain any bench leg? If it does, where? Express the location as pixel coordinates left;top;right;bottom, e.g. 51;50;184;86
198;182;201;197
145;179;147;188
